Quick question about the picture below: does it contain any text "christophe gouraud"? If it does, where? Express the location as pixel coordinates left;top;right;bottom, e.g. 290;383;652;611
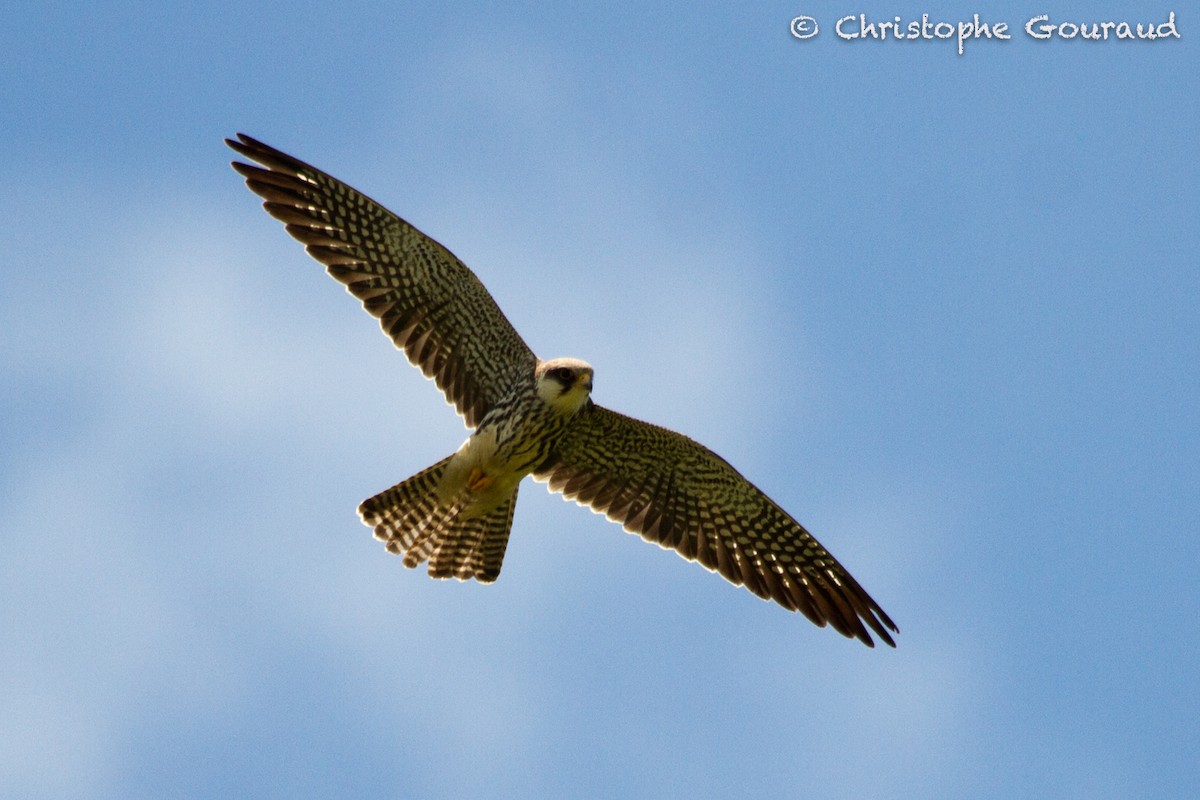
789;12;1180;55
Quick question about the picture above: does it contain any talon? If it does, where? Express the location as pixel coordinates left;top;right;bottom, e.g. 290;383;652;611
467;466;494;492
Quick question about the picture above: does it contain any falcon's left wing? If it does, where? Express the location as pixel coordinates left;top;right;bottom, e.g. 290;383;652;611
533;403;897;647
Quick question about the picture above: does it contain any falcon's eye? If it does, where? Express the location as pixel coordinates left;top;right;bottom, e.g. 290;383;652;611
549;366;574;384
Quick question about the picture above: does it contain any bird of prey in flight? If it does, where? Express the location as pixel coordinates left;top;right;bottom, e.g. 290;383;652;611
227;134;897;647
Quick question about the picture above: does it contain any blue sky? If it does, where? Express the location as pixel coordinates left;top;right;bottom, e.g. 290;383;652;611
2;2;1197;797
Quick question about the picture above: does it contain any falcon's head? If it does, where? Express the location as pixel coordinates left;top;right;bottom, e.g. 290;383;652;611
536;358;594;415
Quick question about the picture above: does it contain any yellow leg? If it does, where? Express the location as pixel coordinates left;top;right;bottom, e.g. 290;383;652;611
466;466;494;493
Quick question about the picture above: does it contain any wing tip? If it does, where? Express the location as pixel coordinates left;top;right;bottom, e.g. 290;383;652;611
225;132;259;166
847;604;899;648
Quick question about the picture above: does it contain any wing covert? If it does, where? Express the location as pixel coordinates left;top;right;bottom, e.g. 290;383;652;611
227;133;537;427
534;403;898;647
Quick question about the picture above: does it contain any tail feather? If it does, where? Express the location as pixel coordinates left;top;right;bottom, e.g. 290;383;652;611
357;456;518;583
394;498;465;568
429;488;518;582
359;455;454;552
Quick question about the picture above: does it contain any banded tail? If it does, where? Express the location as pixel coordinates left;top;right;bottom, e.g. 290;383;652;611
358;455;518;582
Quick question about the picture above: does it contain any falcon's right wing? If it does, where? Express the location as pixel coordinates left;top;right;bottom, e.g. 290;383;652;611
227;133;537;428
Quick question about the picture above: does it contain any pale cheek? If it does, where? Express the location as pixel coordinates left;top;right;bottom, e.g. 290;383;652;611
534;381;556;405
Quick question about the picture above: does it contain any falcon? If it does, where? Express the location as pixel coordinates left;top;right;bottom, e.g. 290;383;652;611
228;133;898;647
